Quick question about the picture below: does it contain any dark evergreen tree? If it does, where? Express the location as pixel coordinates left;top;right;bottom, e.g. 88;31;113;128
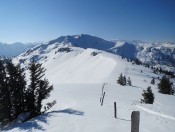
151;77;155;85
141;87;154;104
0;59;54;124
127;77;132;86
6;60;18;120
117;73;124;86
158;75;174;95
135;58;142;65
6;61;26;120
15;64;26;114
0;60;11;124
123;76;127;86
26;59;45;116
117;73;127;86
36;79;53;115
26;59;54;118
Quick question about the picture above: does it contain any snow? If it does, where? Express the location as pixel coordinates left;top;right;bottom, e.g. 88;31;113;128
7;44;175;132
0;42;36;57
2;34;174;69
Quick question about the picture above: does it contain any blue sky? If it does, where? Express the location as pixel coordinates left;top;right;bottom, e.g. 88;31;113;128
0;0;175;43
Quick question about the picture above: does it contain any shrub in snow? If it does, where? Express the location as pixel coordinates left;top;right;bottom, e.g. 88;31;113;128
158;75;174;95
141;86;154;104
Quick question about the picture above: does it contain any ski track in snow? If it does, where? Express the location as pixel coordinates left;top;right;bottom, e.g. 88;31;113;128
136;105;175;121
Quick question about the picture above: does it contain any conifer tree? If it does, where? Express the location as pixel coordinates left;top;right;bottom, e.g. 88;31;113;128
5;61;26;121
0;59;54;124
36;79;53;115
26;59;45;116
117;73;127;86
0;60;11;124
127;77;132;86
15;64;26;114
141;86;154;104
123;76;127;86
151;77;155;85
6;60;18;120
117;73;124;86
158;75;174;95
26;59;54;117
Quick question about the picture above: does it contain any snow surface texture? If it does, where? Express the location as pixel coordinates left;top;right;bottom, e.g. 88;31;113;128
7;42;175;132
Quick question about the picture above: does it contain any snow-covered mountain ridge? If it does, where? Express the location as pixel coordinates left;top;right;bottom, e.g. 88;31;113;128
1;34;175;70
0;42;36;57
10;37;175;132
20;34;175;70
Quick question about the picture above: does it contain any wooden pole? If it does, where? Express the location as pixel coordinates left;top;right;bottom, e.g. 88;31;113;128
131;111;140;132
102;83;105;95
114;102;117;118
101;92;105;106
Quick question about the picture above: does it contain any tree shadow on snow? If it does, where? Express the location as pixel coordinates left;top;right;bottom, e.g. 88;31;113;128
132;85;143;90
2;108;84;131
54;108;84;115
117;117;131;122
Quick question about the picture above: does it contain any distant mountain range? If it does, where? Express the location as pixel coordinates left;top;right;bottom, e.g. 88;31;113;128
0;42;37;57
1;34;175;70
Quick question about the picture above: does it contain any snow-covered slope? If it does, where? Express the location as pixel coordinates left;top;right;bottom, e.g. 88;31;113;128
2;34;175;69
0;42;36;57
24;34;175;70
110;40;175;70
8;41;175;132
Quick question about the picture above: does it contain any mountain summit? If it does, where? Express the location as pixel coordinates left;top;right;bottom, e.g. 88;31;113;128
1;34;175;70
22;34;175;70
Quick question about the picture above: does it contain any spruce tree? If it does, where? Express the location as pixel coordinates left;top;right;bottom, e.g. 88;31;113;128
123;76;127;86
141;86;154;104
127;77;132;86
6;61;17;120
6;61;26;121
151;77;155;85
117;73;124;86
26;59;54;117
158;75;174;95
6;61;19;120
0;60;11;124
36;79;53;115
15;64;26;114
117;73;127;86
26;59;45;116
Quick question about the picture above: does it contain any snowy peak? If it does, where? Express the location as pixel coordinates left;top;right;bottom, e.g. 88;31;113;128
110;42;137;59
109;40;175;69
48;34;115;50
13;34;175;71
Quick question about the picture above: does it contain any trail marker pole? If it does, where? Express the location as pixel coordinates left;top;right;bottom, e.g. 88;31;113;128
131;111;140;132
101;92;105;106
114;102;117;118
